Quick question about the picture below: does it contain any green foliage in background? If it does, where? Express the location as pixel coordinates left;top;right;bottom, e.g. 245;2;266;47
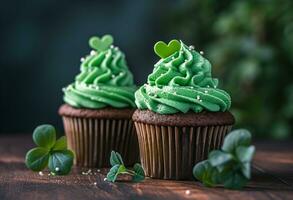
164;0;293;139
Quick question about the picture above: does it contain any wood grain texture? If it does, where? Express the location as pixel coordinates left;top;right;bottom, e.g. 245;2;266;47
0;135;292;200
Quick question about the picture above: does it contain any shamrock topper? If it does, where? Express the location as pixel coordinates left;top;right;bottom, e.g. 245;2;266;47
89;34;114;52
154;39;181;59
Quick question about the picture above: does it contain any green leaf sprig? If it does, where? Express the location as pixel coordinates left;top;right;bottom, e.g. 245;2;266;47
25;124;74;175
193;129;255;190
106;151;145;182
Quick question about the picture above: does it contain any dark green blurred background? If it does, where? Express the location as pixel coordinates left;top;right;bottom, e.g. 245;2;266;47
0;0;292;139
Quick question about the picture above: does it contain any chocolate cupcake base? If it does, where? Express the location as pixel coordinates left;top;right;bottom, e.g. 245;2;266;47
59;104;139;168
133;110;235;180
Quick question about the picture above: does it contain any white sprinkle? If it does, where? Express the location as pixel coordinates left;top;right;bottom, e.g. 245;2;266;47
185;190;191;195
55;167;60;172
207;85;210;88
110;45;114;48
199;99;202;102
111;75;115;78
189;45;195;50
119;72;123;75
172;56;175;59
90;50;96;55
154;94;158;98
114;47;119;51
196;95;200;100
214;86;217;88
200;51;204;55
62;87;67;92
48;173;51;176
104;178;107;181
94;182;97;185
39;171;44;176
97;169;101;172
204;90;208;93
80;57;85;62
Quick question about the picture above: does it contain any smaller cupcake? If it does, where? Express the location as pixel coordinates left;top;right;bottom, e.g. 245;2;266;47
59;35;139;168
133;40;235;180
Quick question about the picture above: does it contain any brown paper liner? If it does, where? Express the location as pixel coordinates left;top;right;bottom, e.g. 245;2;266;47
134;122;232;180
62;116;139;168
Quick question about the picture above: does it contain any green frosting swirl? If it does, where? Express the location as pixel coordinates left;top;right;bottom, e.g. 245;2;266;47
63;37;136;109
135;41;231;114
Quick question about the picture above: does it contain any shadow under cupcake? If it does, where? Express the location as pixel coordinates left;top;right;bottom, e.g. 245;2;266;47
133;39;235;180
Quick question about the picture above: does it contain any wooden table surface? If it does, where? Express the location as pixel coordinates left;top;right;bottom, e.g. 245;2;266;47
0;134;292;200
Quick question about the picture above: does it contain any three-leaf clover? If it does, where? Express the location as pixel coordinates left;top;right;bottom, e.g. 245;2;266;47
193;129;255;190
25;124;74;175
106;151;145;182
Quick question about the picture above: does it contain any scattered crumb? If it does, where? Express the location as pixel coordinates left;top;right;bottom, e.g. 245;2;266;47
94;182;97;185
82;169;93;175
137;188;143;195
97;169;101;173
103;178;107;181
185;190;191;195
38;171;44;176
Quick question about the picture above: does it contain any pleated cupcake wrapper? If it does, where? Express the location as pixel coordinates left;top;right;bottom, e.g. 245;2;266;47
62;116;139;168
134;122;233;180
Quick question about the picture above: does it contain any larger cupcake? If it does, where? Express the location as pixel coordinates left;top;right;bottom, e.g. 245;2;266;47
133;40;235;180
59;35;139;168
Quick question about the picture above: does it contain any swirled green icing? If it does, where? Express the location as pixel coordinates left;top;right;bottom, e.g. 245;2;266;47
135;41;231;114
63;36;136;109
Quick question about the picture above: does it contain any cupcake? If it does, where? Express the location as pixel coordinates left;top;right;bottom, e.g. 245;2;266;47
59;35;139;168
133;40;235;180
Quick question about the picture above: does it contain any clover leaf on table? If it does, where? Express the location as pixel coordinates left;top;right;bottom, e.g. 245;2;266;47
193;129;255;190
110;150;124;166
193;160;219;187
106;151;145;183
132;163;145;182
25;124;74;175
